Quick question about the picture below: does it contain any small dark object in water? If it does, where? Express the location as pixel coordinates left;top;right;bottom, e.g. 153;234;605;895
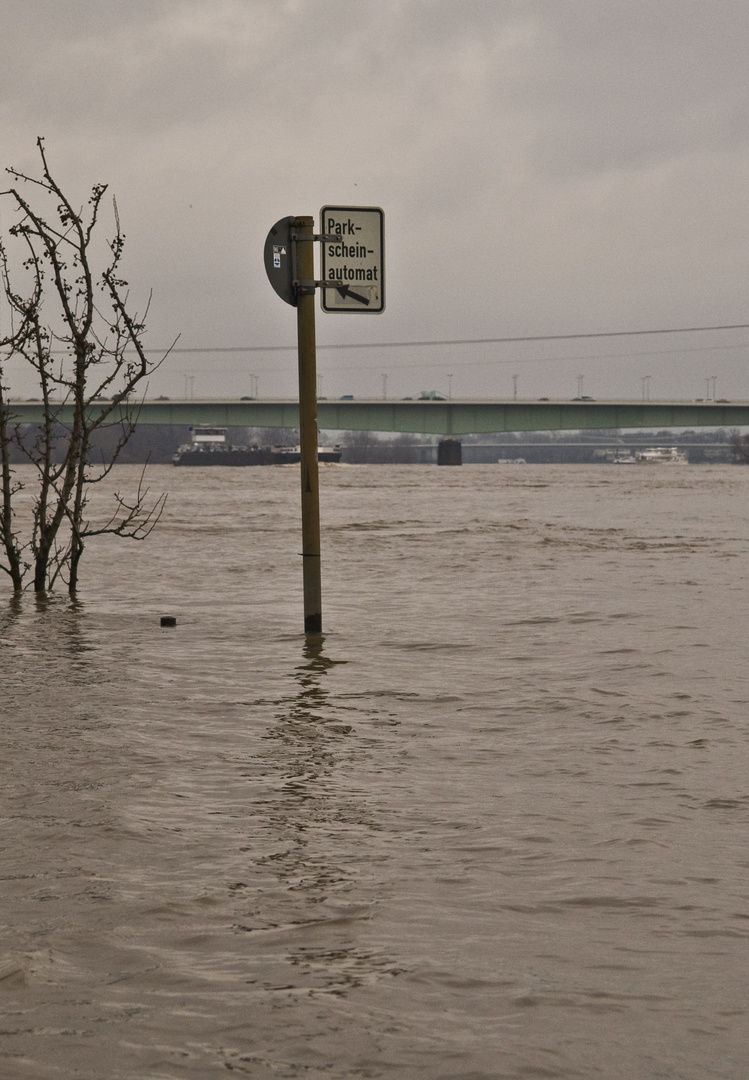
160;616;177;627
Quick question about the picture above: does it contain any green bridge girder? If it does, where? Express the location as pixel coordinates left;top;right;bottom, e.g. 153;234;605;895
5;398;749;434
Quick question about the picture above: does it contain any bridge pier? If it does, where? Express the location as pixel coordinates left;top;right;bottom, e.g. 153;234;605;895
437;438;462;466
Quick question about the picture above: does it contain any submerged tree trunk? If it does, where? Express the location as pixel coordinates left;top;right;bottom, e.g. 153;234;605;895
0;405;24;591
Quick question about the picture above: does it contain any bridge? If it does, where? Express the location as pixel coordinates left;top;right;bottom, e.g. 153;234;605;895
6;398;749;434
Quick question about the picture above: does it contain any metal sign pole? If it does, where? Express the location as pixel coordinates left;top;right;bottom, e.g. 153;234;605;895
264;207;384;637
293;216;322;636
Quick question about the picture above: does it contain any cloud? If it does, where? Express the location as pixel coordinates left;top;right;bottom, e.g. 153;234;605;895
3;1;749;399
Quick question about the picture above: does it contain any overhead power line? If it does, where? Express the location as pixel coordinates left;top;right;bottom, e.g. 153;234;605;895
143;321;749;354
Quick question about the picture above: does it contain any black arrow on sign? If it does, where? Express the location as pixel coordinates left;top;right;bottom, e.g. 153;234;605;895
337;284;370;306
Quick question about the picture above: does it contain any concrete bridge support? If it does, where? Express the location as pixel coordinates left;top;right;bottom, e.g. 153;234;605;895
437;438;462;465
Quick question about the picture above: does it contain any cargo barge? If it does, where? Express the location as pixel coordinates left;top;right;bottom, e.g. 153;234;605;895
173;427;342;466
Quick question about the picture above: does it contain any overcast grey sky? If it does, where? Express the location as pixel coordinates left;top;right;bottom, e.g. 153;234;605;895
2;0;749;401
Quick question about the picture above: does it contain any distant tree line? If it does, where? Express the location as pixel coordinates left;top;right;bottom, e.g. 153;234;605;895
729;430;749;464
3;422;190;466
460;428;740;465
338;430;422;464
4;424;746;468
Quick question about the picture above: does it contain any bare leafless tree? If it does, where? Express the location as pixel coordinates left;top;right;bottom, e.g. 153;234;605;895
0;138;174;593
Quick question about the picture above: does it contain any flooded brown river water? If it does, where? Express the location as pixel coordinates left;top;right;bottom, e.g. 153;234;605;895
2;463;748;1079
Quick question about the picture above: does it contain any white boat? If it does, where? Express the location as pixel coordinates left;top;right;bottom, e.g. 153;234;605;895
634;446;688;464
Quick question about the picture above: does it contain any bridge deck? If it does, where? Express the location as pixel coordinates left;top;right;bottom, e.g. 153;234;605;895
5;399;749;434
